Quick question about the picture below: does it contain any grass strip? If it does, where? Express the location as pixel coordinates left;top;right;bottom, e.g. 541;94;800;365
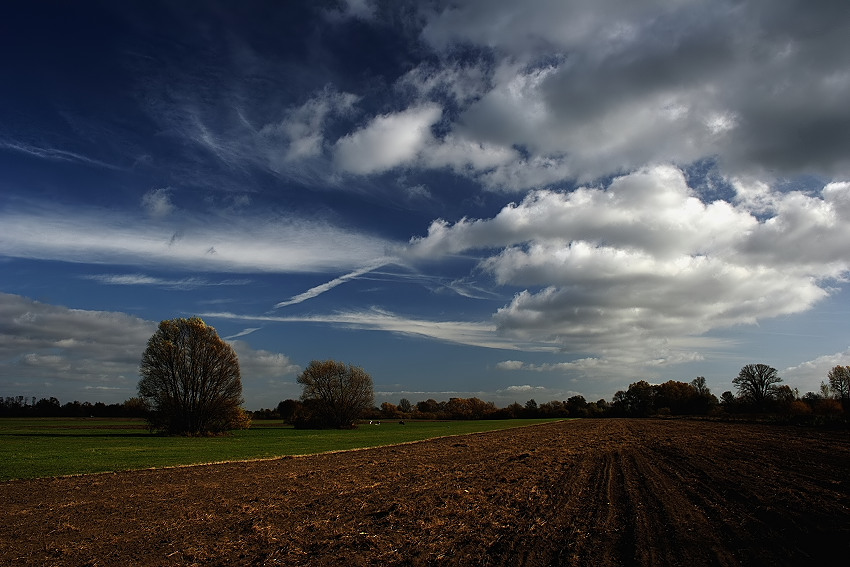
0;417;559;481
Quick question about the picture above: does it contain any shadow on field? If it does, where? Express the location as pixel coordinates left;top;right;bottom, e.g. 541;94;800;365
3;432;155;438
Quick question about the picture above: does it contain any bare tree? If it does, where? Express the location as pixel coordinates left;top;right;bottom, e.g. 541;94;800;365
733;363;782;410
691;376;710;396
139;317;245;435
827;365;850;404
296;360;374;428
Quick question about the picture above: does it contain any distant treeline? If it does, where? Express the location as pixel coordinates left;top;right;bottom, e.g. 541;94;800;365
255;377;847;425
4;375;847;424
0;396;148;418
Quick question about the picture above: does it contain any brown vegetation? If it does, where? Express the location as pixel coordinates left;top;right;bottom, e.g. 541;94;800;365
1;419;848;566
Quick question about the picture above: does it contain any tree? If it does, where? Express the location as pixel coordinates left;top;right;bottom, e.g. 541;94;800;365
380;401;400;419
138;317;245;435
416;398;440;415
732;363;782;410
276;399;302;423
398;398;412;414
827;365;850;405
613;380;656;417
691;376;709;396
296;360;374;428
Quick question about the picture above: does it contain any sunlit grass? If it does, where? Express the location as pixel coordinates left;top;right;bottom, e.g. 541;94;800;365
0;417;560;481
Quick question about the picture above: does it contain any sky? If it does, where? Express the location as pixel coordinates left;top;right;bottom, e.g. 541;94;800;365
2;0;850;410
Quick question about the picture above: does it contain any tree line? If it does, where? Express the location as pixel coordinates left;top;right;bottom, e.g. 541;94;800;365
4;361;849;425
3;317;848;431
256;364;849;425
0;396;148;418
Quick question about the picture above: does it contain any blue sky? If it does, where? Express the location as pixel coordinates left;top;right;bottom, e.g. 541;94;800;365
2;0;850;409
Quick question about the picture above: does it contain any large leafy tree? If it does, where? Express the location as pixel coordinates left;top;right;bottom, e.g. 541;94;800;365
138;317;244;435
733;363;782;410
296;360;374;428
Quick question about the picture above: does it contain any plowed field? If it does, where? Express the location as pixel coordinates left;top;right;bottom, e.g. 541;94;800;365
1;419;848;566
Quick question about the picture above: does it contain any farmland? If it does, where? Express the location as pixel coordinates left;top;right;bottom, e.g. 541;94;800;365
0;418;556;481
1;419;849;566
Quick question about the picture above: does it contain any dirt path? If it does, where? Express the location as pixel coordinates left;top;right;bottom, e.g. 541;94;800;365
1;419;848;566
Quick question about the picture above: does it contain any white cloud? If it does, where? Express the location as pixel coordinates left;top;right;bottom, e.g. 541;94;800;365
0;292;299;408
0;203;395;274
414;0;850;185
224;328;261;339
497;359;603;373
783;347;850;395
202;307;561;352
499;384;544;393
141;187;175;218
334;104;442;174
421;134;518;173
274;263;388;308
0;292;157;401
230;340;301;407
408;165;850;364
495;360;525;371
0;138;121;170
84;274;251;289
137;1;850;191
261;88;359;163
399;61;491;107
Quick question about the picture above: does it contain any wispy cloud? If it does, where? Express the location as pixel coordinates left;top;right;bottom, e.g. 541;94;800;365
0;139;121;170
224;327;261;339
202;307;560;352
0;203;395;274
273;263;389;308
84;273;252;289
141;188;175;218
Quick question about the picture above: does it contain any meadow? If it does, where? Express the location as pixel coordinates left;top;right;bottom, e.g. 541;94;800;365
0;417;557;481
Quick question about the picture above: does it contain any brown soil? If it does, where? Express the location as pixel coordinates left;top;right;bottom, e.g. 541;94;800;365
1;419;848;566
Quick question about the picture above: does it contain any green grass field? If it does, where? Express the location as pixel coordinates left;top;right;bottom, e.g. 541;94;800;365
0;417;559;481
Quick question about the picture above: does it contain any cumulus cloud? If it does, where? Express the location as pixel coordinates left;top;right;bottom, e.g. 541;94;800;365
783;347;850;395
0;292;157;401
0;292;299;407
498;384;544;393
138;1;850;190
495;360;525;371
230;340;301;407
414;0;850;186
261;88;359;163
408;165;850;364
334;104;443;174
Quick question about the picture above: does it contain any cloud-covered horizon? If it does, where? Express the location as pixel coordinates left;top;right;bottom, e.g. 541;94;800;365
0;293;299;408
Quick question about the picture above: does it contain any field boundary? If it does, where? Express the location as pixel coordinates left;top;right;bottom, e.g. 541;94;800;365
4;418;567;482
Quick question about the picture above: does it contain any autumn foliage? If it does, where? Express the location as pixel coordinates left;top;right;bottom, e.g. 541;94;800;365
138;317;245;435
